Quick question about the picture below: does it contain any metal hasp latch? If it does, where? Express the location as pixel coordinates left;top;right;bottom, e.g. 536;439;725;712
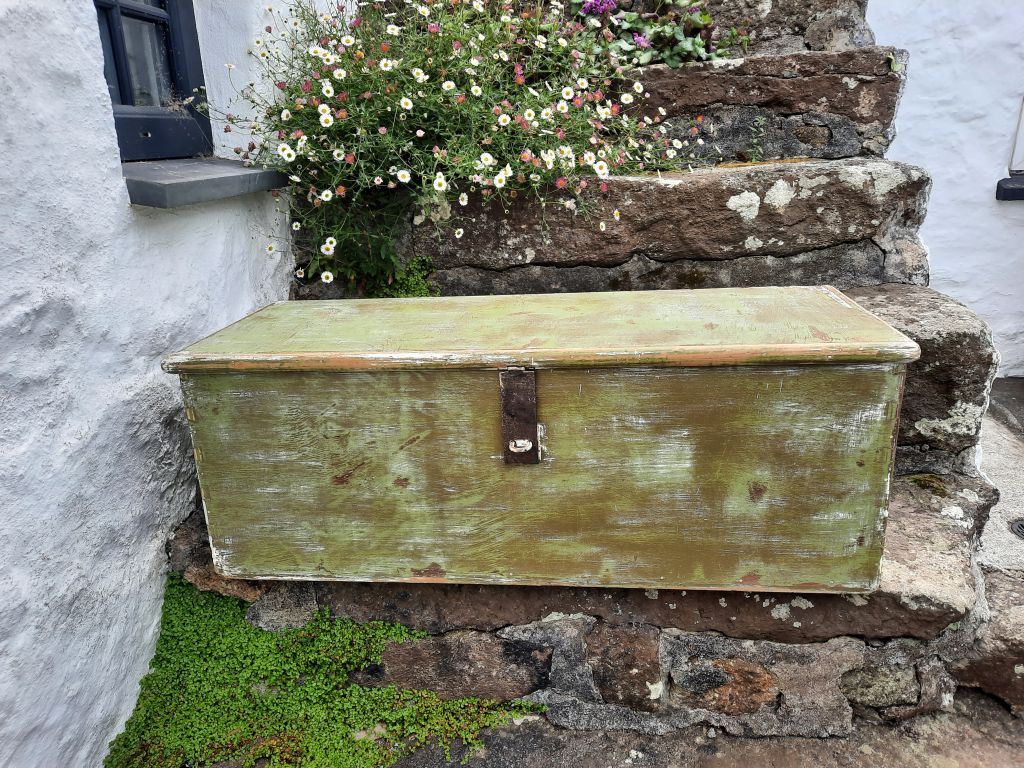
499;367;540;464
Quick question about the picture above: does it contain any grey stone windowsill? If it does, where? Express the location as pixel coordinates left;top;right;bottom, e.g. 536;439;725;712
122;157;287;208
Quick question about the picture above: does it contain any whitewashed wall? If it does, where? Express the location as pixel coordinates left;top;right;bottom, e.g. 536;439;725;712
0;2;290;766
868;1;1024;376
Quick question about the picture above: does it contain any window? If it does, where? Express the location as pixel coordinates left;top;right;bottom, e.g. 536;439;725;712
94;0;212;161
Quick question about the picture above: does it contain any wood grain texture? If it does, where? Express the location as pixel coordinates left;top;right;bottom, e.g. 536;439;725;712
163;287;919;373
181;363;904;592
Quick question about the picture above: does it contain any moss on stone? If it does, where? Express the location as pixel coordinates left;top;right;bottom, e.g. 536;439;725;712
370;256;437;298
907;473;950;497
105;575;538;768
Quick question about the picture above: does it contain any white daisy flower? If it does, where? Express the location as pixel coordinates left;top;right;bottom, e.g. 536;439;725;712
441;80;456;91
386;24;401;34
281;148;296;162
433;172;448;192
333;149;345;161
561;86;574;100
396;169;411;182
400;97;413;110
593;160;609;179
498;114;511;126
333;68;347;80
454;228;464;239
556;100;569;113
320;113;334;127
319;189;333;201
458;192;469;205
541;107;554;120
318;103;331;115
321;271;335;283
341;35;356;46
557;145;573;158
666;148;677;158
493;173;506;189
417;4;430;15
523;108;536;121
633;81;644;93
613;209;621;221
479;152;495;166
583;151;596;165
320;243;335;255
292;221;301;231
295;268;305;278
281;109;292;120
577;78;589;90
277;142;292;158
470;84;483;96
620;93;634;105
325;237;337;247
379;58;394;71
265;244;276;253
599;221;606;232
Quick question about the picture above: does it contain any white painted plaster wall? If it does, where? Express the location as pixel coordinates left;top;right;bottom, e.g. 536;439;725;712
868;1;1024;376
0;2;290;765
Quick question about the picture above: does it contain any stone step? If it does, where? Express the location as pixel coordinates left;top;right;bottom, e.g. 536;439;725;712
298;470;994;739
643;46;907;163
845;284;999;474
391;690;1024;767
415;158;929;296
704;0;875;56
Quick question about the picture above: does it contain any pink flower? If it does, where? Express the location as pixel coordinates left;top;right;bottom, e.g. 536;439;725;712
452;40;462;50
276;81;287;90
555;177;568;189
428;22;440;33
350;16;362;27
301;80;312;92
378;126;387;134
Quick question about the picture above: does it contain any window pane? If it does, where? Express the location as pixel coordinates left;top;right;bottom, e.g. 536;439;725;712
96;11;122;104
122;15;173;106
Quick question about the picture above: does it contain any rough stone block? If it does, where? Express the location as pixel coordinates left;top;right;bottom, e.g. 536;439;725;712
584;624;662;712
705;0;872;55
430;241;885;295
845;284;999;469
350;631;551;701
643;47;906;161
662;633;864;736
417;159;929;294
952;569;1024;715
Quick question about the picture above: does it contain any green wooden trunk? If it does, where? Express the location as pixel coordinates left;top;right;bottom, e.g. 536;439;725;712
163;286;919;592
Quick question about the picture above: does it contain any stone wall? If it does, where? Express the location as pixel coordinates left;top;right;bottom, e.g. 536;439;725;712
0;2;290;765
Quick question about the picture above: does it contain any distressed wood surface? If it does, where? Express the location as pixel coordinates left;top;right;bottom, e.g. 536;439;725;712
163;286;919;373
182;363;904;591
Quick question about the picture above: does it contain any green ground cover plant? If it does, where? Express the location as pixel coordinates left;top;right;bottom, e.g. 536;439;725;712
105;576;539;768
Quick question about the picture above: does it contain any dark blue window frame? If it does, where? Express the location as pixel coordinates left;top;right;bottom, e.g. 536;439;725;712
94;0;213;161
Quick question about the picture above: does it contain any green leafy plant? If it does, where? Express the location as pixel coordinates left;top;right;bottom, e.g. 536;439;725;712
585;0;746;68
105;576;539;768
216;0;738;295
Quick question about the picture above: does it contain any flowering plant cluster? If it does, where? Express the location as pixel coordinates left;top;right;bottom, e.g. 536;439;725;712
233;0;733;292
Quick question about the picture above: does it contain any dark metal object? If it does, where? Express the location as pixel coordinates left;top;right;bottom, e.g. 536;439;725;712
499;368;540;465
996;176;1024;201
1010;519;1024;541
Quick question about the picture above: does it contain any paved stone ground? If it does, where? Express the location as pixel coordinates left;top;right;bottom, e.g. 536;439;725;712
979;380;1024;573
395;690;1022;767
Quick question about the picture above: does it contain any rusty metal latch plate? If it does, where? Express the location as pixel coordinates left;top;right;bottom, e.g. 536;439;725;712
499;367;539;464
